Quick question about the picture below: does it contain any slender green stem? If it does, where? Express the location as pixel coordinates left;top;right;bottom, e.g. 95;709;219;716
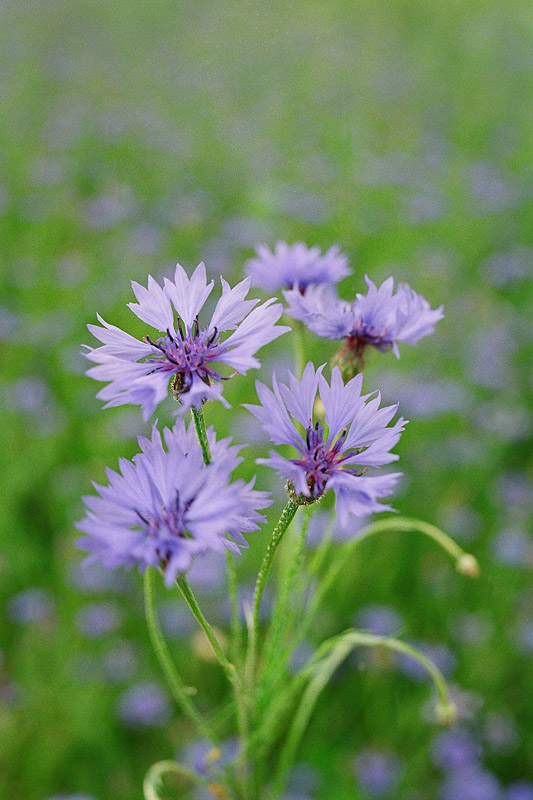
143;568;214;742
177;575;238;684
246;499;300;687
261;506;314;676
189;404;250;798
190;406;244;666
191;405;212;464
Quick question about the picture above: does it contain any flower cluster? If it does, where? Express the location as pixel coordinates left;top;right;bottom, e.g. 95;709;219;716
85;263;290;420
245;241;350;292
76;419;271;586
285;275;443;364
244;363;406;523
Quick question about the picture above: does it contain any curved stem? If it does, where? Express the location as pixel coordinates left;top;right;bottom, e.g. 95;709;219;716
245;499;300;687
305;516;478;635
143;760;212;800
273;630;454;797
143;567;214;742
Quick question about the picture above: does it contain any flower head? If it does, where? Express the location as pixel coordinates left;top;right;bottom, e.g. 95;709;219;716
244;363;406;524
76;419;271;586
84;263;290;420
285;276;443;368
245;241;350;293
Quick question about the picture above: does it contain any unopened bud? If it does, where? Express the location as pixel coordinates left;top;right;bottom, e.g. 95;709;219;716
435;701;457;726
456;554;480;578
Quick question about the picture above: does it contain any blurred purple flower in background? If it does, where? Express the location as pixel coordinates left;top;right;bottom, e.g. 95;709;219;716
355;604;404;636
492;528;532;568
117;681;171;728
76;602;122;639
285;276;443;360
245;363;405;523
7;589;54;625
101;642;138;683
353;747;402;798
85;263;289;418
77;419;271;586
439;764;501;800
483;712;518;755
506;782;533;800
45;795;97;800
431;728;481;771
245;241;350;292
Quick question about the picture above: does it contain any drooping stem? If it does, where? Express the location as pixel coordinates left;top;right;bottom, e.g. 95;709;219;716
273;630;454;797
143;760;212;800
304;516;479;636
143;567;214;742
246;499;300;686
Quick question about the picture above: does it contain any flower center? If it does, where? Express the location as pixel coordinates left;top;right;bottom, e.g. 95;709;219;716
350;320;393;351
144;318;224;395
135;491;193;541
292;421;350;498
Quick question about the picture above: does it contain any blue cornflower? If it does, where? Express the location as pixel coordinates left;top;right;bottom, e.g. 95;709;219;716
245;241;351;292
285;275;443;365
76;419;271;586
244;363;406;523
85;263;290;419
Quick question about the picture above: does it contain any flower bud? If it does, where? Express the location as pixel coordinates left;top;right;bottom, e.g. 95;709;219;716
456;554;480;578
435;701;458;726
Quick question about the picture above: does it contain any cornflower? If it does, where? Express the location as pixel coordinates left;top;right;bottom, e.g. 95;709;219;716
285;276;443;373
245;241;350;292
76;419;271;586
85;263;289;419
244;363;406;524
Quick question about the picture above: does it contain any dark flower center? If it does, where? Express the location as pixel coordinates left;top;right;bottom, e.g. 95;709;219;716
135;490;193;540
349;320;394;352
292;421;355;498
144;318;225;395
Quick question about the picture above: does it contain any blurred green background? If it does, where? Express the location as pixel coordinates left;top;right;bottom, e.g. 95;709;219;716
0;0;532;798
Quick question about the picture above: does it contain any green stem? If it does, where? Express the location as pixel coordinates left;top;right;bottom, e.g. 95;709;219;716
191;405;212;464
246;499;300;687
189;405;250;798
261;506;314;676
143;568;214;742
190;406;244;667
177;575;238;685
